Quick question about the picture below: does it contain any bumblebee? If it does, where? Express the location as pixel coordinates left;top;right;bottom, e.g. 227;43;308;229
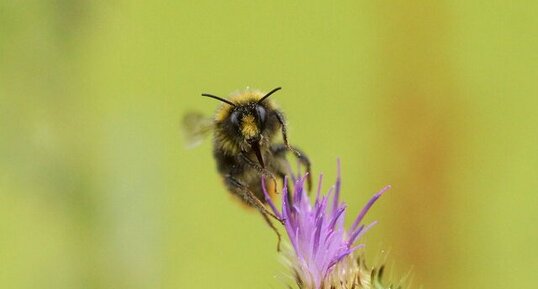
183;87;311;250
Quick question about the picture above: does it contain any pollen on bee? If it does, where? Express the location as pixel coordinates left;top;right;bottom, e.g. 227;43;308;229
240;114;259;138
264;178;278;200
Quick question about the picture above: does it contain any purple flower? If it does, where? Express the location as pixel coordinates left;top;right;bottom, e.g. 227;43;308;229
263;160;391;289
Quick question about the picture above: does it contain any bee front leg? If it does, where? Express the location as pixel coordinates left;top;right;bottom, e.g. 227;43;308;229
225;175;283;251
271;143;312;192
274;110;303;158
240;151;278;189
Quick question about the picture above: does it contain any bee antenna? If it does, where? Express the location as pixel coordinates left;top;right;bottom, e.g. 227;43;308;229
201;93;237;107
258;87;282;103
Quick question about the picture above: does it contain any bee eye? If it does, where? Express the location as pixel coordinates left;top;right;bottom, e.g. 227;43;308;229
256;106;266;125
230;111;240;126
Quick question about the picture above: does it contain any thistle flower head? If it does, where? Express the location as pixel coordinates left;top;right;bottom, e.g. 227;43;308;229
263;160;392;289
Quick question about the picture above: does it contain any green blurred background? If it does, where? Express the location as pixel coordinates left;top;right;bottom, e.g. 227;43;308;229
1;1;537;288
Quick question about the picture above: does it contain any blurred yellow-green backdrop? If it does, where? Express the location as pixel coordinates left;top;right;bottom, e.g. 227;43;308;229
1;1;537;289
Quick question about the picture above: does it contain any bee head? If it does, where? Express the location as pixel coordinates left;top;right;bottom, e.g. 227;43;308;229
229;103;267;143
202;87;282;167
203;87;281;141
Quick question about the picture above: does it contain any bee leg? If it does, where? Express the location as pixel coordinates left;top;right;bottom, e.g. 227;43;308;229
274;110;292;150
273;111;312;191
271;143;312;192
261;211;282;252
240;151;278;189
274;110;304;158
224;175;284;225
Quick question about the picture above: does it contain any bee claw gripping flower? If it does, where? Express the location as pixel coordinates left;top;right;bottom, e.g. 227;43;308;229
263;160;397;289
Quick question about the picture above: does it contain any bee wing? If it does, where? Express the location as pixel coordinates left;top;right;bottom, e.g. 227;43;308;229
182;112;214;148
